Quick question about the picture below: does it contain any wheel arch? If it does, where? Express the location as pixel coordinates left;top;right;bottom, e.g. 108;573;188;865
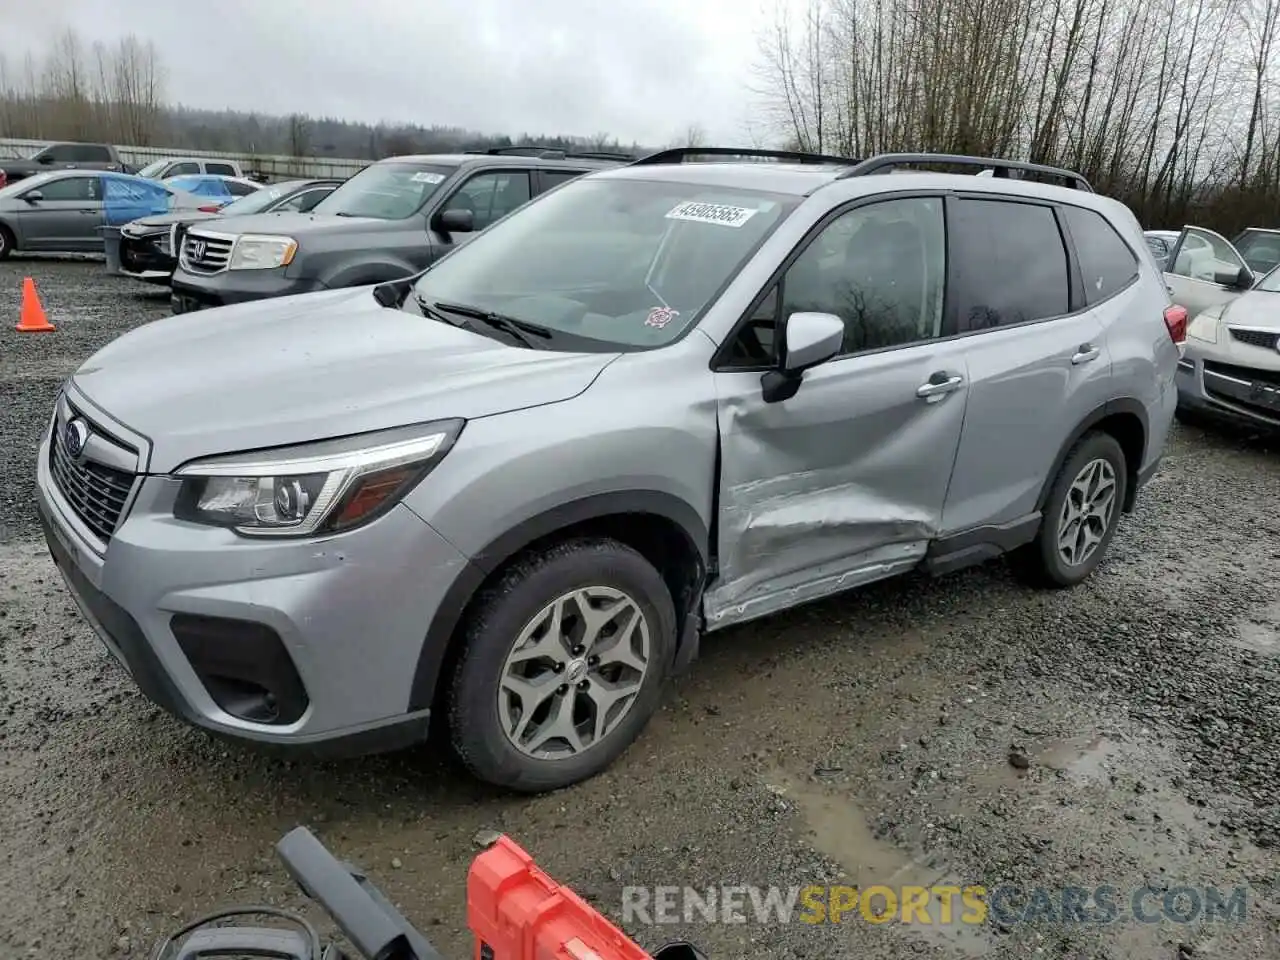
319;255;418;290
407;490;710;712
1037;398;1148;515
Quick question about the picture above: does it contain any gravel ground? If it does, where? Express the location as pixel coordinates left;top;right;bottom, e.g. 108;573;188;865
2;257;1279;960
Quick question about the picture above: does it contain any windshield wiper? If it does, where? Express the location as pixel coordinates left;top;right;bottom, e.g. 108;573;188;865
431;300;552;348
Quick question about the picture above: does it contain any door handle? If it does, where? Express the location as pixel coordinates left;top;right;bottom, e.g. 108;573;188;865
916;373;964;399
1071;343;1101;365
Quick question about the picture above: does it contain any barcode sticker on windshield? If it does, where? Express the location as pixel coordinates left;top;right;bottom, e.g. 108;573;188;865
412;172;445;184
665;201;759;228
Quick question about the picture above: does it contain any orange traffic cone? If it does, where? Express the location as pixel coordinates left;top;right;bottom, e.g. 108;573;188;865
16;277;54;333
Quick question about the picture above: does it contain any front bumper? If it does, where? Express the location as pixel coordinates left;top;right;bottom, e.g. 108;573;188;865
118;232;176;284
1176;350;1280;430
36;400;476;756
170;267;325;313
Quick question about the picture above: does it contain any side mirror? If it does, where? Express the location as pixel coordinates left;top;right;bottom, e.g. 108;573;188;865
435;208;474;234
24;190;43;203
1215;266;1253;289
761;312;845;404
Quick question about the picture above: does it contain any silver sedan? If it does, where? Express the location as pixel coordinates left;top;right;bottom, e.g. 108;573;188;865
0;170;207;258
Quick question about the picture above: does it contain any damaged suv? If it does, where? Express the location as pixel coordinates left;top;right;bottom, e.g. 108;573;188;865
37;148;1180;792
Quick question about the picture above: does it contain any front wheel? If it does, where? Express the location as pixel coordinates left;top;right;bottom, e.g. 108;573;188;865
446;537;677;792
0;224;14;260
1013;431;1128;588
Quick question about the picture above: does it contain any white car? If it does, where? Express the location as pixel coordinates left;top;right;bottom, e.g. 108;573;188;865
1175;260;1280;430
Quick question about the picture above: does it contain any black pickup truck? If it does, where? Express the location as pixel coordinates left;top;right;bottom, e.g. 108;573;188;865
0;142;131;185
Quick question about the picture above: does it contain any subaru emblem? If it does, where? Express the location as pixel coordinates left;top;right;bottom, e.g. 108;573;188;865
64;418;89;458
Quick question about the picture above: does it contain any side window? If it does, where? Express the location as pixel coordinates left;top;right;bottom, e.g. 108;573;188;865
951;199;1069;329
1145;236;1168;259
169;161;200;176
42;144;78;163
206;163;238;177
444;171;532;231
225;180;258;197
541;170;588;191
725;196;947;365
1062;206;1139;305
1234;231;1280;276
1169;228;1245;283
75;145;112;162
30;176;97;202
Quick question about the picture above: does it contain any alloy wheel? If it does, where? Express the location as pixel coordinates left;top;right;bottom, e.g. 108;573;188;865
498;586;651;759
1056;457;1118;567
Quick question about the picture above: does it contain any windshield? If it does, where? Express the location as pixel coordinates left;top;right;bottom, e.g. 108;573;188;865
1252;263;1280;293
136;159;168;179
410;178;796;350
218;184;292;216
311;162;453;220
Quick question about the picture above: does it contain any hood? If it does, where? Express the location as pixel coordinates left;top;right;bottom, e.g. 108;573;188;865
185;210;390;239
71;286;619;472
126;209;223;233
1218;289;1280;329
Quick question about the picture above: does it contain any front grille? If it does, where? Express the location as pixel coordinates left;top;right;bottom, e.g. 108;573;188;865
1229;328;1280;350
48;415;136;543
182;232;234;273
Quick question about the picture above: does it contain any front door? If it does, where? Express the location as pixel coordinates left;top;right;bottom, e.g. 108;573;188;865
15;174;103;251
708;194;969;629
1164;226;1252;317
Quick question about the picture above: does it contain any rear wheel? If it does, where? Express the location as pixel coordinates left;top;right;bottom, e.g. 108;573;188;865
446;537;677;792
0;224;14;260
1013;431;1128;588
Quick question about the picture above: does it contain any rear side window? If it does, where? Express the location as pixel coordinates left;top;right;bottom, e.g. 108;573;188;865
541;170;589;190
1062;205;1138;304
951;198;1070;330
76;145;113;162
206;163;238;176
225;180;258;196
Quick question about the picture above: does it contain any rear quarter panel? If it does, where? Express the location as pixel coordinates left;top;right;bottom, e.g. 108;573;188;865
1101;202;1179;473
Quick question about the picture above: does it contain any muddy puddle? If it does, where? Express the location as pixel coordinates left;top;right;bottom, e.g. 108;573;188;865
764;768;996;957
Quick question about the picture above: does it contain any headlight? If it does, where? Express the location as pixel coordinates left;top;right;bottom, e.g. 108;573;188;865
1187;309;1220;343
173;420;463;537
228;234;297;270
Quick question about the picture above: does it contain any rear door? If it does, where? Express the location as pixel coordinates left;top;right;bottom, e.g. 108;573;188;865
14;174;104;250
709;193;971;627
1164;226;1251;316
939;194;1112;535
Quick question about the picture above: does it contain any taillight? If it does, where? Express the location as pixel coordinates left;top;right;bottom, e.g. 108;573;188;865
197;204;222;213
1163;304;1188;344
0;169;7;188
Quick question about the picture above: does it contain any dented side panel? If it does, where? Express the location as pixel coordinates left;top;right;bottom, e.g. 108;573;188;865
706;342;973;629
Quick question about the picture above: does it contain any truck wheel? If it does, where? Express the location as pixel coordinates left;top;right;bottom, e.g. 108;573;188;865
0;225;14;260
1013;431;1128;589
446;537;676;792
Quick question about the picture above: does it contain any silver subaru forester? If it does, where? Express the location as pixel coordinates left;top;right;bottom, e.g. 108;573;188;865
36;149;1182;793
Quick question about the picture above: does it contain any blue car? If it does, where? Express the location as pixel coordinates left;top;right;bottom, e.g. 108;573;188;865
161;174;263;209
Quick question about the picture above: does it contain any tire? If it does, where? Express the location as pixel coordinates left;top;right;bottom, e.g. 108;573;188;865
0;224;14;260
446;537;677;792
1012;431;1128;589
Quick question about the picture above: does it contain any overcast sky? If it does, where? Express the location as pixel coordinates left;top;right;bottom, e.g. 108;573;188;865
0;0;799;147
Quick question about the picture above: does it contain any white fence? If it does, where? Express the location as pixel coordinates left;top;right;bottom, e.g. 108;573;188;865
0;138;370;180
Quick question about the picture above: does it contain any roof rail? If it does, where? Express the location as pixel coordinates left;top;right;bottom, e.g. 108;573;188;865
466;145;569;159
837;153;1092;191
567;151;638;162
633;146;861;167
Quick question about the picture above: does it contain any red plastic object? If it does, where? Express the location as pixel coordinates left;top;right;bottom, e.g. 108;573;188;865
469;835;653;960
